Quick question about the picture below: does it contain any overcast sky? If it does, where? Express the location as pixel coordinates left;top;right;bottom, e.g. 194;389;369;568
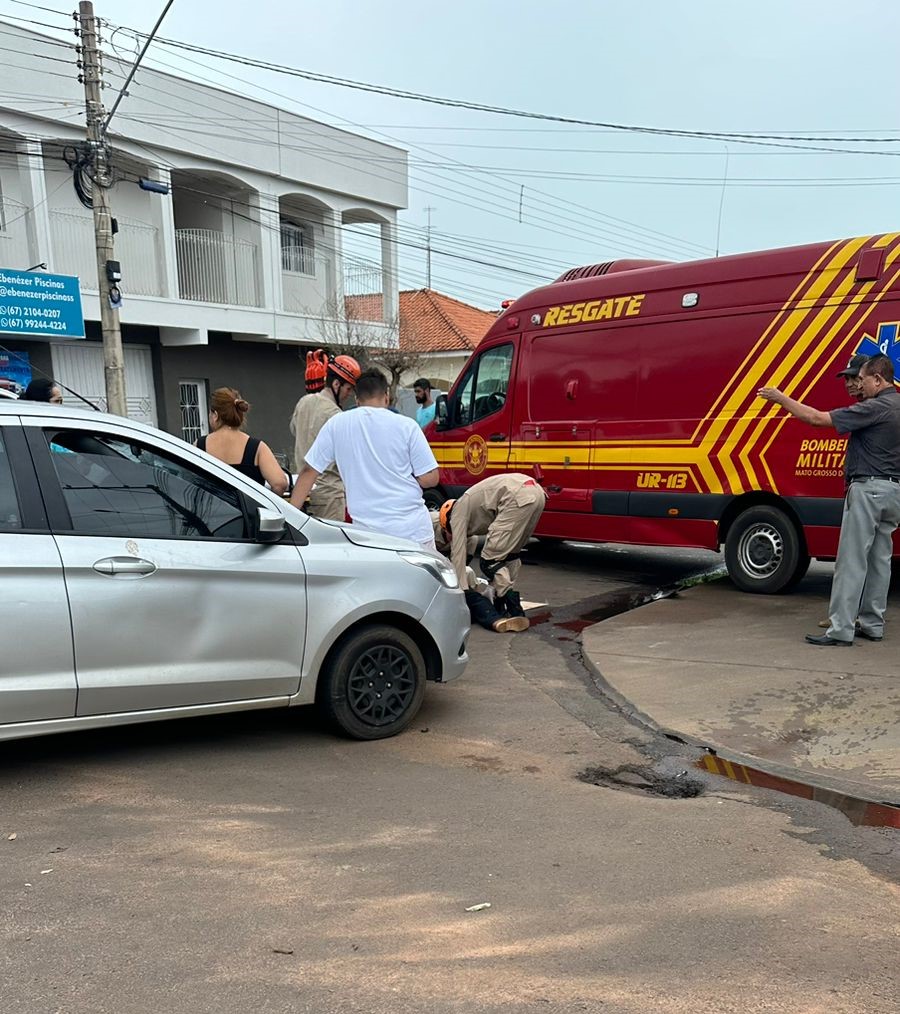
4;0;900;308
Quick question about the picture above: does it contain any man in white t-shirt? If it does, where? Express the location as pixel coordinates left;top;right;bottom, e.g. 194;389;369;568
289;368;440;548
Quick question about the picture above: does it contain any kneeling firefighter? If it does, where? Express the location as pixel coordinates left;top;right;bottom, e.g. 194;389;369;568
434;473;547;633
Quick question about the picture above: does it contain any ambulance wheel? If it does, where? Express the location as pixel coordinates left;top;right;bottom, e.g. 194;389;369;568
423;488;447;511
724;506;809;594
316;624;427;740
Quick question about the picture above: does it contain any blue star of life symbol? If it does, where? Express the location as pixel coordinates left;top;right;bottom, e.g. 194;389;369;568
855;322;900;384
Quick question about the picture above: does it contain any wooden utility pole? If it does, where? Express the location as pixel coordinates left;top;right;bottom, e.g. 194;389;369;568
78;0;127;416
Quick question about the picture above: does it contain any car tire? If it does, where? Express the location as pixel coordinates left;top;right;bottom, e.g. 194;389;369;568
317;624;427;740
724;505;809;594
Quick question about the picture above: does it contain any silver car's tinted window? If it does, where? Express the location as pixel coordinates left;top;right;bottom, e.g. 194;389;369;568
0;430;21;530
44;429;248;539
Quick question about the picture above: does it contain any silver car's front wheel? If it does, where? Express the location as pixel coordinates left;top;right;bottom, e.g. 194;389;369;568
317;624;427;740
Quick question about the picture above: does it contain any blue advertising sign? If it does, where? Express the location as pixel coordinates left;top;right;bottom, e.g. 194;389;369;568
0;269;85;340
0;350;32;396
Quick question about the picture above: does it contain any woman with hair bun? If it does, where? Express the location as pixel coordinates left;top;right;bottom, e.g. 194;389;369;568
197;387;287;495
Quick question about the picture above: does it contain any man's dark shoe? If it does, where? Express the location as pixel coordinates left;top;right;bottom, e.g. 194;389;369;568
855;628;883;642
501;590;526;618
804;633;853;647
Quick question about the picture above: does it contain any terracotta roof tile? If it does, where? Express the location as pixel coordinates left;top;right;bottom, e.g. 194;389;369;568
401;289;499;353
346;289;497;353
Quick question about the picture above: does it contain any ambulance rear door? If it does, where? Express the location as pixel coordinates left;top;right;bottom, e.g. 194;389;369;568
515;326;637;516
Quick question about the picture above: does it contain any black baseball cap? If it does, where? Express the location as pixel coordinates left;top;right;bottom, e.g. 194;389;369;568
836;353;870;378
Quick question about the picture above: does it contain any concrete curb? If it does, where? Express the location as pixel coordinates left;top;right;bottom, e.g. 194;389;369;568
581;643;900;829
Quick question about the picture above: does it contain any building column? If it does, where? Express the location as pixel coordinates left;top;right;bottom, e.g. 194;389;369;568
148;167;178;299
380;218;398;327
324;208;344;310
19;140;53;269
254;190;282;314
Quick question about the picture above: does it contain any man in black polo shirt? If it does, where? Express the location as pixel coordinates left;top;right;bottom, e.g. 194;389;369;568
759;353;900;646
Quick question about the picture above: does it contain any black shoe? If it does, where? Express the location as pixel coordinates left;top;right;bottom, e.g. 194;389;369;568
502;590;526;618
855;628;883;642
804;633;853;647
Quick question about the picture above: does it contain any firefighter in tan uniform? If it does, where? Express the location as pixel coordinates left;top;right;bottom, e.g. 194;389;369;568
434;473;547;633
289;350;360;521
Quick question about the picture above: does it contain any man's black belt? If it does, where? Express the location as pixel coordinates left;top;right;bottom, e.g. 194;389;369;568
849;475;900;484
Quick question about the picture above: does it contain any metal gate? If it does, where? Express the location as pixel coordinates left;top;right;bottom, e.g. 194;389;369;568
51;342;158;426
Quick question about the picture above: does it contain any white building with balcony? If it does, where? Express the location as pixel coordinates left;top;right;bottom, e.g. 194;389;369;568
0;20;407;461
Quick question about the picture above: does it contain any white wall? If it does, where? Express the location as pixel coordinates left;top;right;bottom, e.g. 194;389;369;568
0;22;406;344
0;24;407;211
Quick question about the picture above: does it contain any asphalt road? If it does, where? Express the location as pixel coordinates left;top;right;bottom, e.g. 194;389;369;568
1;543;897;1014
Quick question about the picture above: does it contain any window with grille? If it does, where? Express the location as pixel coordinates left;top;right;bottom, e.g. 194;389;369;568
280;220;314;275
179;380;208;444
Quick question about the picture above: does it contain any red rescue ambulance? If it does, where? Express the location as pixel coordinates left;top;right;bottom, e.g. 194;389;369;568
427;233;900;593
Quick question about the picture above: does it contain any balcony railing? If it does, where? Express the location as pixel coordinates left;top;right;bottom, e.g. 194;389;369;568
343;255;383;300
176;228;260;307
281;243;315;276
49;210;162;296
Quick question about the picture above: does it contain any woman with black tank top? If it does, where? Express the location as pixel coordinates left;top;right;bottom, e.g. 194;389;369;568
196;387;288;495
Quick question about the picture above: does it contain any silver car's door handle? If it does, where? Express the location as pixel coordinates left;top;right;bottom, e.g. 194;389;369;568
92;557;158;577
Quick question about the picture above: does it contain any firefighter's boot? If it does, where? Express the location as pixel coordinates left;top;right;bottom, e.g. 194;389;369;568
465;590;527;633
494;590;528;629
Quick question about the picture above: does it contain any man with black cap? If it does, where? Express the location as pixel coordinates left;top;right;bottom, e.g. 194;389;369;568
837;352;869;403
815;353;868;627
759;353;900;646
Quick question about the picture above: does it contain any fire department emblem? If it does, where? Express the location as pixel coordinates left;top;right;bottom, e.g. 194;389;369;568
463;434;488;475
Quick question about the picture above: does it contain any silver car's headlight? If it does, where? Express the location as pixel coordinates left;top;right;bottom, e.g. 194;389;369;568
399;551;460;589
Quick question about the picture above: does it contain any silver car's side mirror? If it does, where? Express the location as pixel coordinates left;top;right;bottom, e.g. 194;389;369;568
256;506;286;544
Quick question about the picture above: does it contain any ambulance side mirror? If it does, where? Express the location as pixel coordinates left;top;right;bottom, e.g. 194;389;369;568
435;394;449;430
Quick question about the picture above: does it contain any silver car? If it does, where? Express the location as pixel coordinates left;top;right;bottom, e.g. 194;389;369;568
0;402;469;742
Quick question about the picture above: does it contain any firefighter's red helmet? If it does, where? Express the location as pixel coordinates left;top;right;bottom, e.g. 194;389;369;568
305;349;328;393
330;354;361;387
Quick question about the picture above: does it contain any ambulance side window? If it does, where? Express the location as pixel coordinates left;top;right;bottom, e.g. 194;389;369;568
453;365;476;427
450;344;513;427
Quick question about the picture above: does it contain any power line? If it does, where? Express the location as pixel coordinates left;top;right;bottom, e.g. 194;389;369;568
24;130;551;292
0;42;75;63
125;29;900;149
103;0;177;133
107;97;694;263
2;106;688;307
102;24;713;257
0;175;70;229
0;57;78;79
0;36;521;308
4;0;74;14
0;12;75;32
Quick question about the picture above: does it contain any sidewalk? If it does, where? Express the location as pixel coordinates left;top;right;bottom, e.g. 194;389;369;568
580;564;900;809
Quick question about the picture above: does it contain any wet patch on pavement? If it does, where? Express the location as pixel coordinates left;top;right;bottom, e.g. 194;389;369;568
577;762;705;799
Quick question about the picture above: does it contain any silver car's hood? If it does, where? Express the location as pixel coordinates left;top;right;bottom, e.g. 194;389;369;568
298;515;430;553
340;525;428;554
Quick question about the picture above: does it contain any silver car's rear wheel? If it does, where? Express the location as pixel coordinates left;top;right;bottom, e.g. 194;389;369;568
317;624;427;740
